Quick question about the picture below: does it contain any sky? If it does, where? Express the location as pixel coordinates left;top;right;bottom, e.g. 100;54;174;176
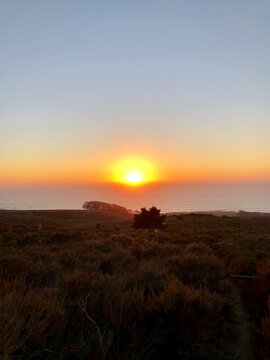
1;0;270;185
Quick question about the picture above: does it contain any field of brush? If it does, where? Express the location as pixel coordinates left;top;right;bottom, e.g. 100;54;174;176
0;210;270;359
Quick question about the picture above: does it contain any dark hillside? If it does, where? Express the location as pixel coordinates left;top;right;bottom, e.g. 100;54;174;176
0;211;270;359
0;209;132;227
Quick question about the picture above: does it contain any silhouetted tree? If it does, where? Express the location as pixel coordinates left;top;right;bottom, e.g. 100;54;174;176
133;206;166;228
82;201;132;216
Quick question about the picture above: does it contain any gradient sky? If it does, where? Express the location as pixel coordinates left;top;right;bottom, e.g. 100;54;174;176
1;0;270;184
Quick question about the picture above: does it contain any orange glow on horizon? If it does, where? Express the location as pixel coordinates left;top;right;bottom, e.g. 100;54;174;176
1;149;270;185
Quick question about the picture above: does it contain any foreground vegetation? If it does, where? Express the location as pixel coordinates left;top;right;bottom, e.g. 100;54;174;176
0;210;270;359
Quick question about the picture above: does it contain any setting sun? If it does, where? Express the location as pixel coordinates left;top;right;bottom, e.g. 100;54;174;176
111;158;156;186
125;172;143;185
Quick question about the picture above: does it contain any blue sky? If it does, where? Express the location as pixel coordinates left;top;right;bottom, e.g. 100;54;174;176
1;0;270;183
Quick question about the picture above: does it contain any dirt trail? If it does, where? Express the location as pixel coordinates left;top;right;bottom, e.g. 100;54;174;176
225;279;256;360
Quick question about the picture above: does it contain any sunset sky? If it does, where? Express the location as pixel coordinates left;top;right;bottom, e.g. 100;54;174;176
1;0;270;185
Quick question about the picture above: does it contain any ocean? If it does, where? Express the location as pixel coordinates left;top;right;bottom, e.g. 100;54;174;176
0;182;270;213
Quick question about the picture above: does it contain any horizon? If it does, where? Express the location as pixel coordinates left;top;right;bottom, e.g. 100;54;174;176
1;181;270;212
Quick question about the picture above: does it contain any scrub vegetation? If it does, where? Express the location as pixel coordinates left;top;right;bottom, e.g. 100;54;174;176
0;210;270;359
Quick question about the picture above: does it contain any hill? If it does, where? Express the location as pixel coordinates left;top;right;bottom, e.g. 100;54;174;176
1;211;270;359
0;209;132;227
167;210;270;218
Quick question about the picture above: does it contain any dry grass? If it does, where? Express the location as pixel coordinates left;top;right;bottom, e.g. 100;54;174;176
1;212;270;359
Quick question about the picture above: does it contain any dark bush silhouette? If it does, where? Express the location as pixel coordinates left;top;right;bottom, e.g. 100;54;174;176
133;206;166;229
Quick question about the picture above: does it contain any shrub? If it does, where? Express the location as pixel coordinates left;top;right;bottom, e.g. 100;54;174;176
166;253;224;288
0;281;65;359
133;207;166;229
